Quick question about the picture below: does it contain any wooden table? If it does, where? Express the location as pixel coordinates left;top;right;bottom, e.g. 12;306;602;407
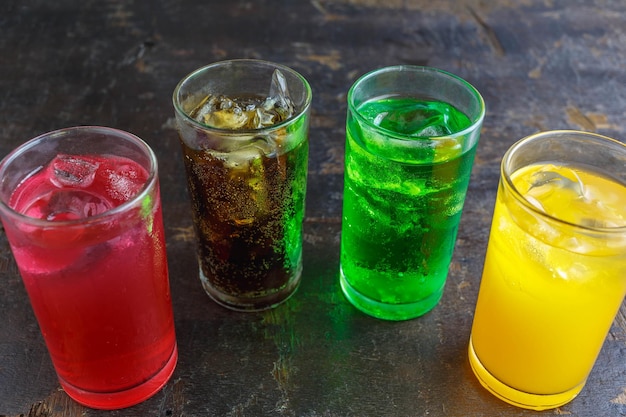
1;1;625;416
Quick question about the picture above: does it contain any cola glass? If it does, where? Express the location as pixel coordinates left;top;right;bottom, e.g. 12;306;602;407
173;60;311;311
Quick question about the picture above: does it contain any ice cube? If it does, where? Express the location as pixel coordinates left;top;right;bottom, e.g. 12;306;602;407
192;95;267;130
224;137;274;170
407;110;455;137
372;107;421;135
253;106;280;127
371;102;457;138
414;125;448;137
529;169;585;199
49;154;99;188
45;190;112;220
103;163;146;202
268;69;295;120
188;94;221;123
204;106;249;129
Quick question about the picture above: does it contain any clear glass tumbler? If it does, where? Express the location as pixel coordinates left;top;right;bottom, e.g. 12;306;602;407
173;59;311;311
0;126;178;409
469;130;626;410
340;66;485;320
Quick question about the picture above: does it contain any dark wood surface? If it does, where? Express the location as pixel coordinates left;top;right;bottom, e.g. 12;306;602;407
1;1;625;416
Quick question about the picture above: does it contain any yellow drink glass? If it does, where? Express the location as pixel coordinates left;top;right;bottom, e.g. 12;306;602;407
468;130;626;410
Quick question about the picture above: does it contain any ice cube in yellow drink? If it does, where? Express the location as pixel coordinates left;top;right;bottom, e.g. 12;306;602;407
469;162;626;409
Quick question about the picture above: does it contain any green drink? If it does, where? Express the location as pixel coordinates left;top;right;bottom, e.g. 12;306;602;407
340;66;485;320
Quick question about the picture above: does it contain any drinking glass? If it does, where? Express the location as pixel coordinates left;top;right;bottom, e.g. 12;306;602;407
468;130;626;410
173;59;311;311
0;126;178;410
340;66;485;320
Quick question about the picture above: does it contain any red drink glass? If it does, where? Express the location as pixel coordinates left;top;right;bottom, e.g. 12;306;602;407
0;126;178;409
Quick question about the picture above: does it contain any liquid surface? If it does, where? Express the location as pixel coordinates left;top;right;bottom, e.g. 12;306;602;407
358;96;471;137
188;69;294;130
470;162;626;398
11;154;147;221
514;163;626;228
7;154;177;408
340;97;476;320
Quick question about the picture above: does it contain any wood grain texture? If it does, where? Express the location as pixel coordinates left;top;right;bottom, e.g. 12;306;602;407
1;0;625;416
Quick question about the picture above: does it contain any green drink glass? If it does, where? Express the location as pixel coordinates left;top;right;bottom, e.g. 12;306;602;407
340;66;485;320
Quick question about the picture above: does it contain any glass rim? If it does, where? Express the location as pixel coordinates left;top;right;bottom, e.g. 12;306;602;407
502;129;626;234
347;65;485;142
0;125;159;228
172;58;313;135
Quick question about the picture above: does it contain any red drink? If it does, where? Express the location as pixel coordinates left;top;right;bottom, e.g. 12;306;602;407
0;128;177;409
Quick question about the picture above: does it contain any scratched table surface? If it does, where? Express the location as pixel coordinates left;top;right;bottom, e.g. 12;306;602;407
1;1;626;416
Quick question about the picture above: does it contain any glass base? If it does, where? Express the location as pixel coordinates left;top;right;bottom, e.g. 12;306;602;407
199;266;301;312
339;268;443;321
468;336;584;410
59;343;178;410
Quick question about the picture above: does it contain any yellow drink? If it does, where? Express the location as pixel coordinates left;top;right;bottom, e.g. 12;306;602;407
469;161;626;410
